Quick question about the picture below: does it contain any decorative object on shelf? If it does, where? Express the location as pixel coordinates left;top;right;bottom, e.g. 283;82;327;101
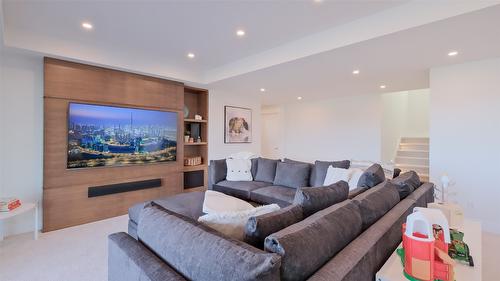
197;136;202;143
184;135;190;143
184;105;189;118
184;156;202;166
194;114;203;120
224;106;252;143
189;137;194;143
402;207;454;281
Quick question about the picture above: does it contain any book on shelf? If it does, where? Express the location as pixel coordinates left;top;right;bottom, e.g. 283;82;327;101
0;198;22;212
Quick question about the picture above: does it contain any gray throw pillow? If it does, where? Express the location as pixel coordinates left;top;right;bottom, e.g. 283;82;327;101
310;160;351;187
244;205;304;249
255;157;280;183
138;204;282;281
352;181;400;230
209;159;227;187
357;163;386;188
273;162;311;189
391;171;421;199
264;201;362;281
251;158;259;179
293;180;349;217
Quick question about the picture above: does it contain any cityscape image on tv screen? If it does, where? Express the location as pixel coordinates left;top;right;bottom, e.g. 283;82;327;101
67;103;177;169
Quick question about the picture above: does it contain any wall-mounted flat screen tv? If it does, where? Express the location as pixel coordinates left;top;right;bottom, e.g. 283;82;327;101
67;102;177;169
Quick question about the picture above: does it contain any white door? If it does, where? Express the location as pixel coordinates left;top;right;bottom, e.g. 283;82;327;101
261;110;284;159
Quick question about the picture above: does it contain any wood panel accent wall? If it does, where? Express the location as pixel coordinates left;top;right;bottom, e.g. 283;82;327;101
43;58;185;232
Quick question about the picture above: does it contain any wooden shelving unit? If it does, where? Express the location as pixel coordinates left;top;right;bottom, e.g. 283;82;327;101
184;142;208;146
184;118;207;123
183;86;209;190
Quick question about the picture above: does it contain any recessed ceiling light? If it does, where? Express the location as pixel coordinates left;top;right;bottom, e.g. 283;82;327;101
313;0;324;3
260;88;266;92
448;51;459;57
187;53;195;59
380;85;387;89
352;69;360;75
297;96;303;100
81;22;93;30
236;30;246;37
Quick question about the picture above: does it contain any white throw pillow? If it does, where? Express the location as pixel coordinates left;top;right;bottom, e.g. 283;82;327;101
348;168;365;190
350;159;374;170
225;158;253;181
198;204;280;240
202;190;254;214
323;166;353;186
228;151;258;160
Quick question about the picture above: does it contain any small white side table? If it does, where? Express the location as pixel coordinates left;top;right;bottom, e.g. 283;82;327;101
0;202;39;241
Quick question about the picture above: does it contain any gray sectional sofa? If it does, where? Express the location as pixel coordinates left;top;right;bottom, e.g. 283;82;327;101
209;158;382;207
111;158;433;281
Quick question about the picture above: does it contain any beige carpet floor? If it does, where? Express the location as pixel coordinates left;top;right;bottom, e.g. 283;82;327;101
0;215;499;281
0;215;128;281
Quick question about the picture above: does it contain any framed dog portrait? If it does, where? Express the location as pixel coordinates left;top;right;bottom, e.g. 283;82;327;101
224;106;252;143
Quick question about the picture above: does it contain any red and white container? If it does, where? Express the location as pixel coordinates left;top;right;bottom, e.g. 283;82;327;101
402;207;452;281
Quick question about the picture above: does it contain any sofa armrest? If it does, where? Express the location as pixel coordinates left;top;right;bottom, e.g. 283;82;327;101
347;187;368;199
208;159;227;189
308;198;416;281
406;182;435;207
108;232;186;281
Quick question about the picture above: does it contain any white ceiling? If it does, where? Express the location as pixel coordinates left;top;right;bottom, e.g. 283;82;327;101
2;0;407;82
209;4;500;105
2;1;500;105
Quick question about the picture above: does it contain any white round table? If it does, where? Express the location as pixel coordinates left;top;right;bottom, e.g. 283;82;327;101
0;202;38;241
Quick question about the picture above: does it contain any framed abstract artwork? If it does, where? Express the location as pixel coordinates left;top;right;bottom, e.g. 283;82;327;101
224;106;252;143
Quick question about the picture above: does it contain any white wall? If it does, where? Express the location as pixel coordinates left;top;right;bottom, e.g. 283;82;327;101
430;58;500;234
261;105;285;159
0;49;44;236
381;89;430;162
207;89;261;160
280;94;382;163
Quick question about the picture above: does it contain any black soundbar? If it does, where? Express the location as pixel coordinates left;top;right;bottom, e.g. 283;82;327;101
88;179;162;198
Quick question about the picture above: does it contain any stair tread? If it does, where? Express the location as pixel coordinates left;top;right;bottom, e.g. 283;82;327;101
396;164;429;168
396;156;429;160
397;149;429;152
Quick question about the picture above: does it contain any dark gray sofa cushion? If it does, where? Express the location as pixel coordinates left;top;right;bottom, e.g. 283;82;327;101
213;180;269;200
293;180;349;217
406;182;434;208
209;159;227;188
273;162;311;189
357;163;386;188
255;157;280;183
391;171;421;199
128;191;205;225
245;205;304;248
250;185;296;207
264;200;362;281
308;198;417;281
138;204;281;281
352;181;400;230
310;160;351;187
108;232;187;281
